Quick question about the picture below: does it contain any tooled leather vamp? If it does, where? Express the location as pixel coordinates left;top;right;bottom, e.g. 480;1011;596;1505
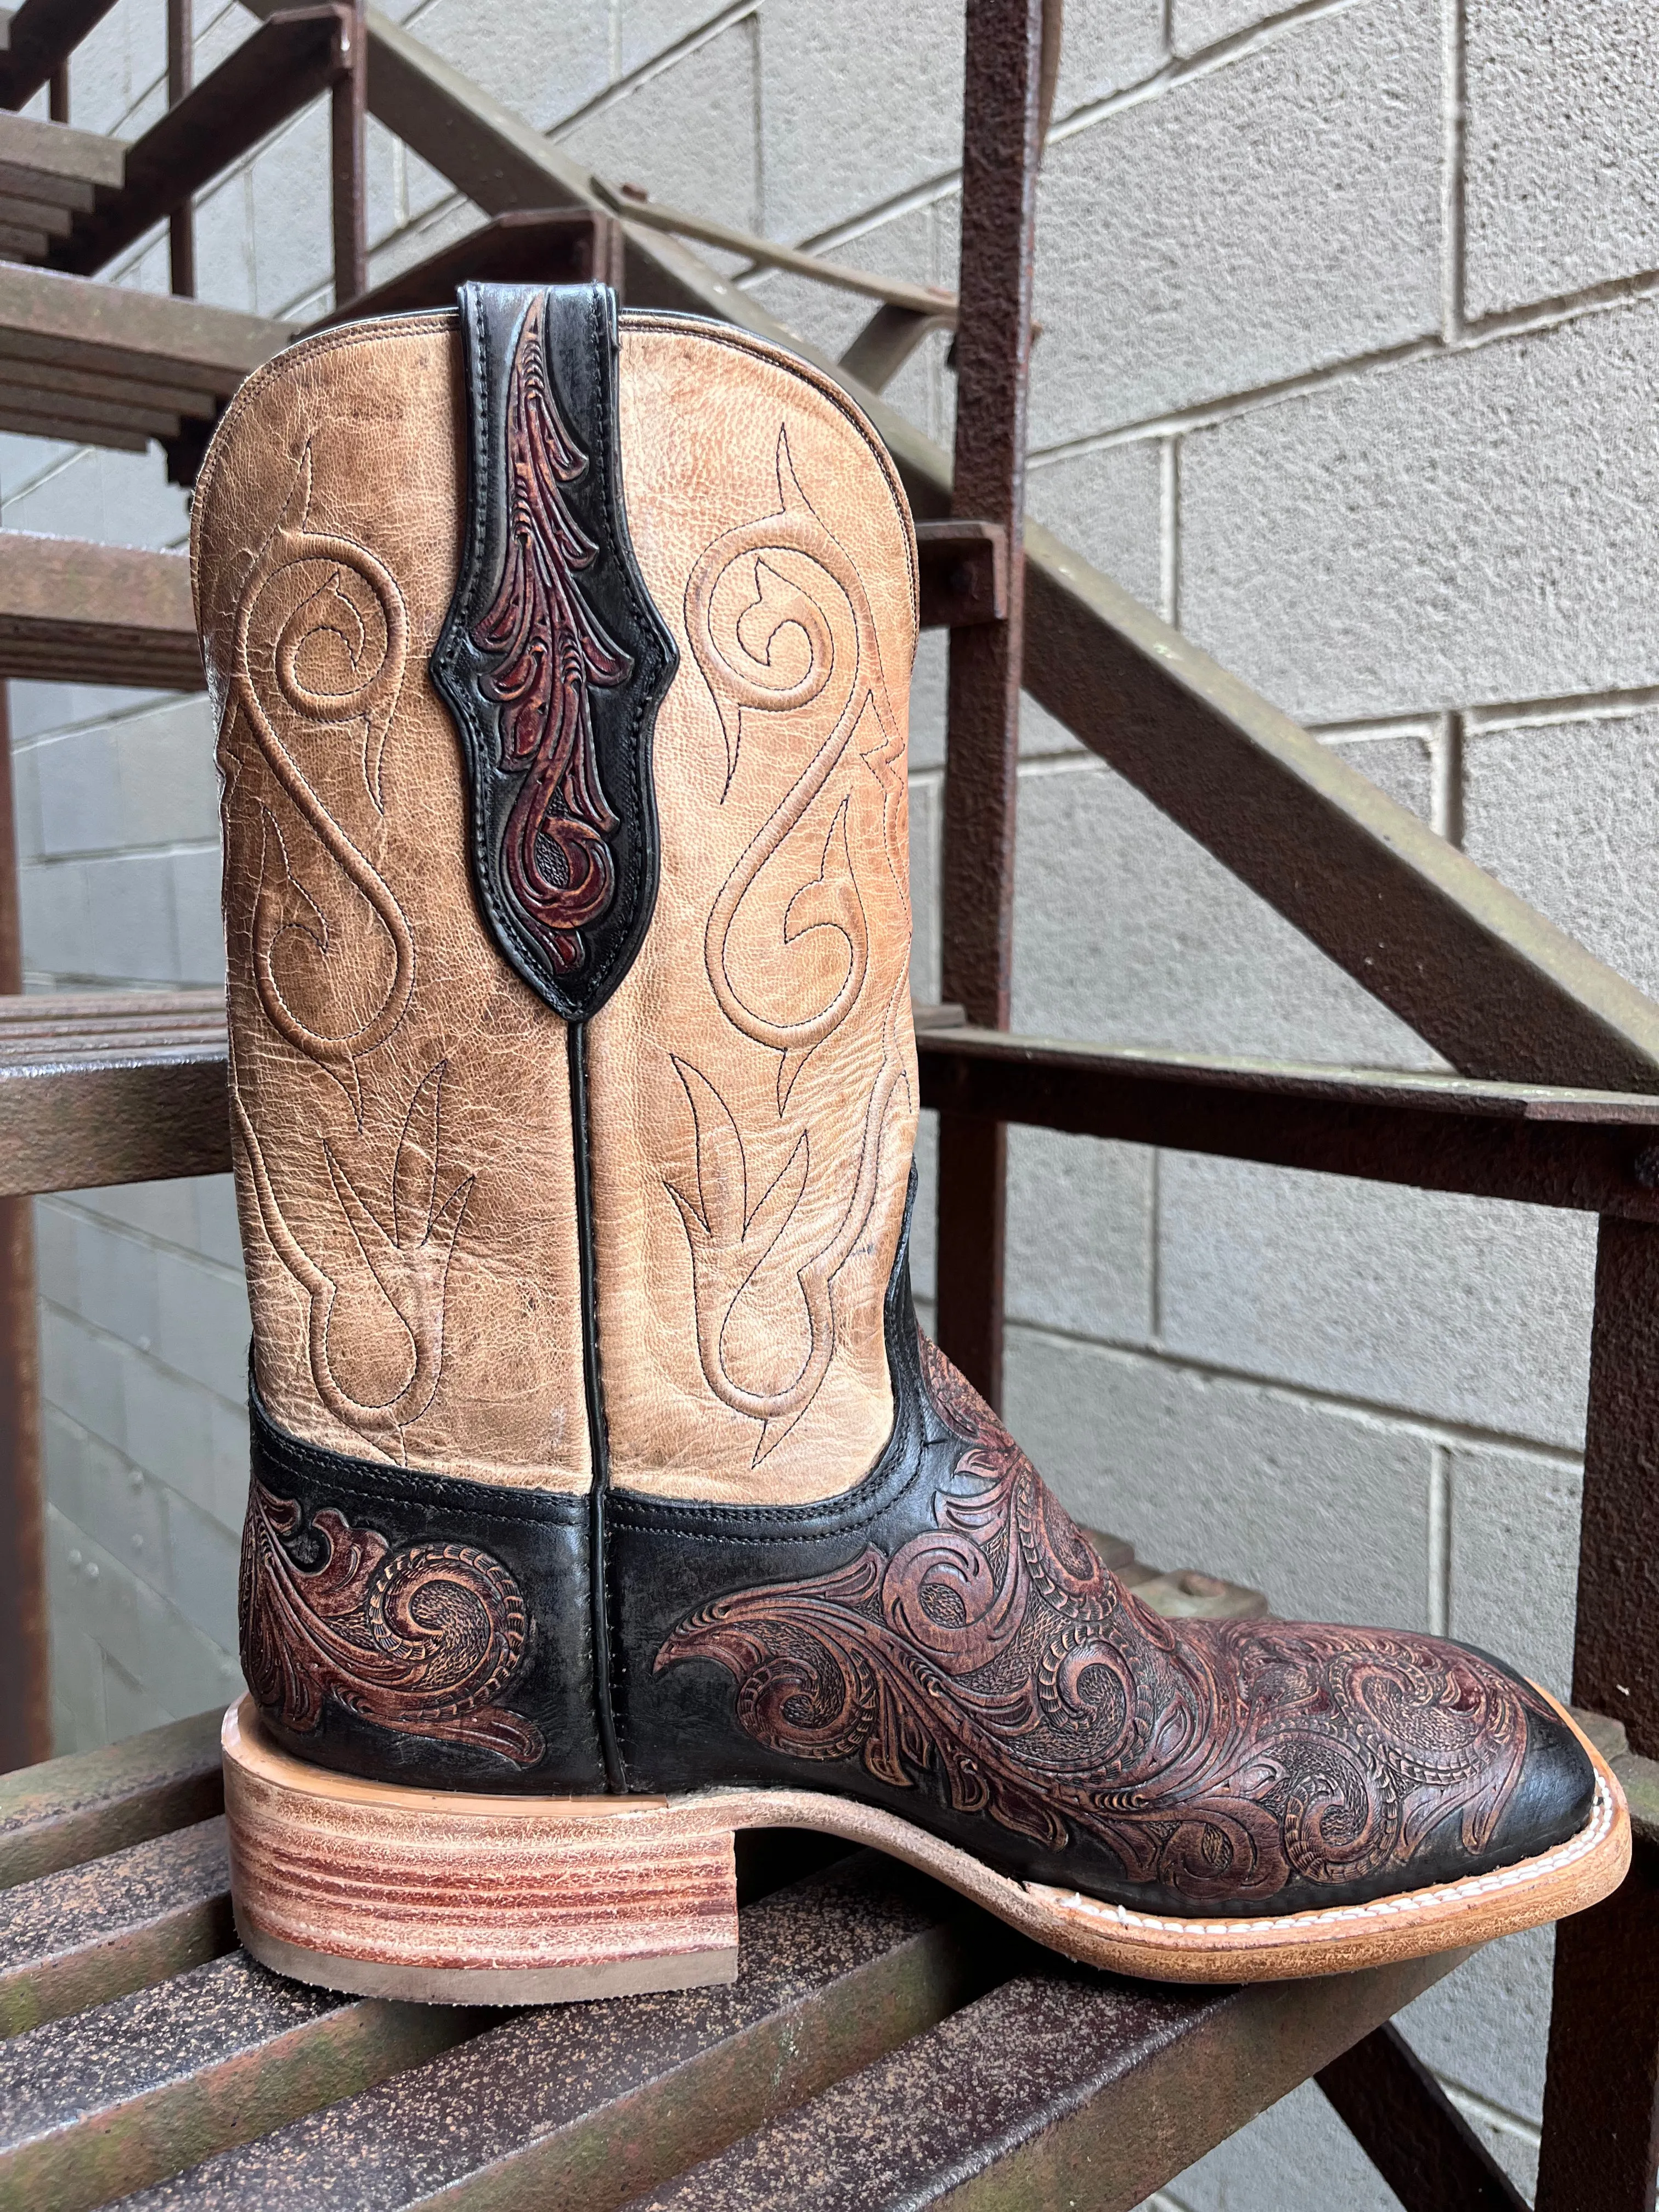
642;1334;1594;1919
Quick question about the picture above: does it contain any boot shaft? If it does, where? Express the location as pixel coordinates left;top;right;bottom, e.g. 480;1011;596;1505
195;287;919;1516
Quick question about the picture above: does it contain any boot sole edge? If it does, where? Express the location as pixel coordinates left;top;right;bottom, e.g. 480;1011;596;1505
221;1694;1630;1997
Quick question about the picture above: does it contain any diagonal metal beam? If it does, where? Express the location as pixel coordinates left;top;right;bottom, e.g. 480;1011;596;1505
54;7;356;279
326;3;1659;1092
1317;2023;1528;2212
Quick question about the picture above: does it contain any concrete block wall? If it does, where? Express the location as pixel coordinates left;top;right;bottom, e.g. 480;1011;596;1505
8;0;1654;2200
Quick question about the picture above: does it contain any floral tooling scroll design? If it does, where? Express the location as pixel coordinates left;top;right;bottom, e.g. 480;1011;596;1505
235;1058;473;1463
657;1339;1540;1905
224;447;415;1121
241;1477;543;1764
470;290;634;977
668;431;912;1459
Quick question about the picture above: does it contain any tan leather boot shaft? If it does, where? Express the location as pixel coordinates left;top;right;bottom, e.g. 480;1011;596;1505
592;320;918;1503
194;307;917;1506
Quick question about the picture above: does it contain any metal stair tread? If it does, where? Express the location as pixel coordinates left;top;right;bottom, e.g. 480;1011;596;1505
0;264;288;448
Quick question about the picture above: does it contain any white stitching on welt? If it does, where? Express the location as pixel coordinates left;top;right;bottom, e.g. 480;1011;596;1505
1043;1776;1617;1939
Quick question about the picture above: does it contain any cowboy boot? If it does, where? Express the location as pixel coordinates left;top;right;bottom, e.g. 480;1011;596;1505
196;283;1627;2004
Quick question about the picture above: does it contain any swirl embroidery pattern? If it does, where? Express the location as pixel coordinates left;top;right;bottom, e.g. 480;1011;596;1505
657;1340;1537;1905
241;1477;543;1764
471;290;633;977
668;430;911;1462
225;446;415;1121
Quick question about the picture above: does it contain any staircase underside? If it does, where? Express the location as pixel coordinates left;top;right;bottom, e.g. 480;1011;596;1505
0;110;121;267
0;264;287;450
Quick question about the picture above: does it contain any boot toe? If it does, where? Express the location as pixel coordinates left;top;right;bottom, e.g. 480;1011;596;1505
1483;1684;1598;1870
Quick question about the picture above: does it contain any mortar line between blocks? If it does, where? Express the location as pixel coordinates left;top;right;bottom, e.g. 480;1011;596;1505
1005;1318;1588;1463
1434;710;1465;847
797;0;1362;261
1443;2077;1544;2151
1429;1440;1451;1637
1159;435;1180;628
1440;0;1467;343
749;7;765;238
551;0;759;138
1029;268;1659;461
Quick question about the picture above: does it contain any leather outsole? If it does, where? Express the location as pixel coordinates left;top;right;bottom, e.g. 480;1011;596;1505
221;1694;1630;2001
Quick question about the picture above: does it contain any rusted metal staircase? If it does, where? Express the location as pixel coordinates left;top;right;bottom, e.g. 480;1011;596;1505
0;2;1650;2206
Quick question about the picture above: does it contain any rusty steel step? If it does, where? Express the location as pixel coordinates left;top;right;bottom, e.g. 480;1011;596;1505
0;1817;232;2039
0;989;229;1197
0;111;122;266
0;533;200;688
0;1706;222;1892
101;1856;989;2212
0;1949;484;2211
627;1954;1462;2212
0;264;288;453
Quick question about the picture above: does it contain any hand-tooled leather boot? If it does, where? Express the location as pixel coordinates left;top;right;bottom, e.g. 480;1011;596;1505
198;283;1628;2004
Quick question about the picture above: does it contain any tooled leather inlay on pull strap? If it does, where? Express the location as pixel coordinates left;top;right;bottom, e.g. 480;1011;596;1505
241;1475;544;1764
433;283;677;1023
656;1338;1542;1905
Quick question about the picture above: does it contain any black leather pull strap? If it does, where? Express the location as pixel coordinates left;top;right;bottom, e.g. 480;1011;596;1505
433;283;677;1022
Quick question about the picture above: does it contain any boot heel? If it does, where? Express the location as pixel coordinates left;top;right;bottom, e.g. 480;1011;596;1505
221;1700;739;2005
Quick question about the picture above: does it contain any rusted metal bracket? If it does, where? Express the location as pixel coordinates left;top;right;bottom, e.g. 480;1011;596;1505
915;1026;1659;1218
329;0;366;303
915;520;1007;629
931;0;1045;1412
1571;1220;1659;1762
1537;1729;1659;2210
591;176;958;321
0;696;41;1779
167;0;194;296
1318;2023;1526;2211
